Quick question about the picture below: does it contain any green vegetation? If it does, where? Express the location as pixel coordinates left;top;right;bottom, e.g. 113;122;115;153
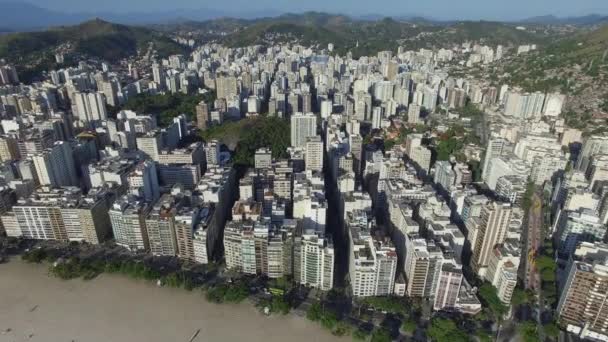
536;243;559;306
21;248;250;305
259;295;291;315
200;116;291;167
21;248;51;263
0;19;187;82
435;124;479;161
306;302;354;337
427;318;470;342
360;296;408;315
400;318;417;334
543;322;560;338
352;328;371;341
518;321;540;342
370;328;392;342
478;283;509;319
233;117;291;167
455;102;484;120
511;287;533;306
522;181;536;211
120;91;216;127
210;13;553;59
562;111;592;130
205;283;249;303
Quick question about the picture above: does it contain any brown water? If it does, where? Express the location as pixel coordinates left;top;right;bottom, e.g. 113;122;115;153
0;260;342;342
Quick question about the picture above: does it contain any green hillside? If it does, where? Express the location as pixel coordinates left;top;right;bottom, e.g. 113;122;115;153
0;19;187;82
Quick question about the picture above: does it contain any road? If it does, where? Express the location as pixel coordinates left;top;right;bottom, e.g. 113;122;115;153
522;193;545;341
524;194;543;291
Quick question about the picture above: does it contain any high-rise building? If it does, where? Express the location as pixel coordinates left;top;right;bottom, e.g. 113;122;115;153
484;243;520;304
555;208;605;257
205;140;221;166
145;194;180;256
152;62;165;90
407;104;421;124
254;148;272;169
470;202;513;278
32;141;78;188
195;101;210;130
404;236;431;297
109;196;151;251
9;187;111;243
577;135;608;173
136;132;162;161
73;92;108;123
557;242;608;341
482;138;510;181
434;161;455;191
224;220;292;278
128;161;160;203
0;136;20;162
291;112;317;148
503;90;546;119
348;211;398;297
298;234;335;291
305;136;324;172
433;262;464;311
216;75;238;100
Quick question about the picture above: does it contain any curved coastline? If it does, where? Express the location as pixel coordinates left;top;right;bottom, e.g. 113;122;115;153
0;259;343;342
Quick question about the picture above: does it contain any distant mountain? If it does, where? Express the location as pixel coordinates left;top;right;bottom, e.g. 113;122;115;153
0;1;283;31
0;19;188;82
179;13;556;57
0;18;186;62
519;14;608;26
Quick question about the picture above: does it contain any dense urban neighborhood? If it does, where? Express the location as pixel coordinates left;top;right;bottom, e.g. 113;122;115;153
1;8;608;342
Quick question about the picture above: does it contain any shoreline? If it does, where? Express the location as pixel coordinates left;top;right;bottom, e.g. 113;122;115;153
0;258;343;342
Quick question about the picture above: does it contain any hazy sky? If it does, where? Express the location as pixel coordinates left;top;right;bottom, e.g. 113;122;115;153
9;0;608;20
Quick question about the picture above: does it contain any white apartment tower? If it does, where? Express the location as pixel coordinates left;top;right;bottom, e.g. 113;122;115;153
291;112;317;148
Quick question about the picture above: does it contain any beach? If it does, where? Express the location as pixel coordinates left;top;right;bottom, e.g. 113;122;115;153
0;259;342;342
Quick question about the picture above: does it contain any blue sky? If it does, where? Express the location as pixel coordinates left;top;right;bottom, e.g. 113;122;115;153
9;0;608;20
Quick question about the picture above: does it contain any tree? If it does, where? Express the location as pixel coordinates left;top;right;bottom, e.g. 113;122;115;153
521;182;536;211
232;117;291;167
400;318;416;335
320;310;338;331
360;296;408;315
352;328;370;341
518;322;540;342
478;283;509;318
543;322;560;338
511;287;530;306
427;318;469;342
436;137;463;161
306;302;323;322
370;328;392;342
270;296;291;315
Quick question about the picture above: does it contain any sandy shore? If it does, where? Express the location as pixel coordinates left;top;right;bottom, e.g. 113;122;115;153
0;259;342;342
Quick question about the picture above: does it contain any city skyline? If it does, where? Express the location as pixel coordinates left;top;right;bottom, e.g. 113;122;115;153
2;0;608;22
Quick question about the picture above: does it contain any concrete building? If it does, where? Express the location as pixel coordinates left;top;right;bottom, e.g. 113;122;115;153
254;148;272;169
305;136;324;172
557;242;608;341
109;196;151;251
348;211;398;297
470;202;513;278
32;141;78;188
291;112;317;148
8;187;111;244
128;161;160;203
